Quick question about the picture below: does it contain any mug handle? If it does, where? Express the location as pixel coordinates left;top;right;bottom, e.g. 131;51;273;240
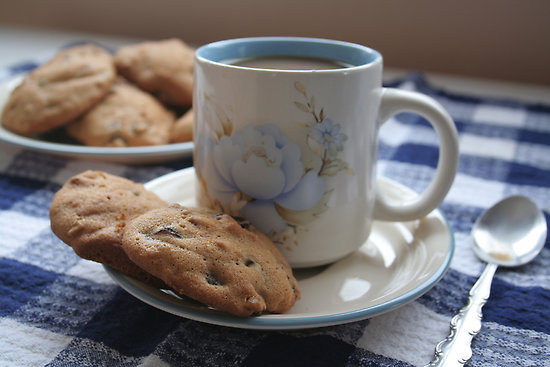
373;88;459;221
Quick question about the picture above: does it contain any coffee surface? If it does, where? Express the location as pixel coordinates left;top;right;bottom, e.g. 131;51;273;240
231;55;352;70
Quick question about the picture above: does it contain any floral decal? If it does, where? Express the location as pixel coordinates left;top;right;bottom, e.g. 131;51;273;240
294;82;353;178
196;82;353;244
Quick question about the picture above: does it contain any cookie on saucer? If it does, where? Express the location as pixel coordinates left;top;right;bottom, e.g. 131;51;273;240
114;38;194;107
1;44;116;135
122;204;301;316
50;170;168;285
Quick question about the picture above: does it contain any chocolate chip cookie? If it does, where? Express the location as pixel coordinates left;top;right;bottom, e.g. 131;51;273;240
114;38;194;106
122;204;300;316
170;108;193;143
50;170;167;285
1;44;116;135
66;79;175;147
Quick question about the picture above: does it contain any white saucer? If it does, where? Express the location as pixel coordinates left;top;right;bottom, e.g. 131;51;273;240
0;75;193;164
104;167;454;330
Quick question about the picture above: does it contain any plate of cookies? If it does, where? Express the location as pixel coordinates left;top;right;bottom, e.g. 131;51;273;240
0;40;195;164
49;167;454;330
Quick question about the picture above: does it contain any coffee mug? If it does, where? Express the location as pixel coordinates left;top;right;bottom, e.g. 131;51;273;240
193;37;459;268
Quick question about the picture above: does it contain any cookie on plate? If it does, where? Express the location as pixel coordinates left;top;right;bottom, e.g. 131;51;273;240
114;38;194;107
122;204;301;316
50;170;168;285
66;79;175;147
1;44;116;136
170;108;193;143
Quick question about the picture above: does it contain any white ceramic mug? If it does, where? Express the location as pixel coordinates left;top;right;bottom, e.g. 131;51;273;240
193;37;459;268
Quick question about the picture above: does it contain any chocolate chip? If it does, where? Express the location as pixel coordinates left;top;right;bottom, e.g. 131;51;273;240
153;227;183;238
234;217;252;230
205;273;222;286
245;259;255;267
245;296;265;316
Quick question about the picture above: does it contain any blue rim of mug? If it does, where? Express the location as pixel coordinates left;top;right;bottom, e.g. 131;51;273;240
195;37;382;71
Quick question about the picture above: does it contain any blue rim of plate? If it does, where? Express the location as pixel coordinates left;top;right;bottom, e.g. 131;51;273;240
0;75;194;162
103;210;454;330
0;124;193;158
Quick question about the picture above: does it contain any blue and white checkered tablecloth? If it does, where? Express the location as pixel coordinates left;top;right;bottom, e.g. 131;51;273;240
1;65;549;367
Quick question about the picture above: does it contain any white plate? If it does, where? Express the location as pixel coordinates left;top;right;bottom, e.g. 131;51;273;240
0;75;193;164
104;167;454;330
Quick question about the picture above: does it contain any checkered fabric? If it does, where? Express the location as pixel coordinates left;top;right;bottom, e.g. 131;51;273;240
1;68;549;367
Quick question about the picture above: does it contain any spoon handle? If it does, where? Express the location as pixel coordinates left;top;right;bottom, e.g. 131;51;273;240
425;263;497;367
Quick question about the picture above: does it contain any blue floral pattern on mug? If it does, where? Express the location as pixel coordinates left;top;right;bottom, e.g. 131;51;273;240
196;82;353;243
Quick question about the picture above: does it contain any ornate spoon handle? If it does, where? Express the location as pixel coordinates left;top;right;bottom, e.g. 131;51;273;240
425;263;498;367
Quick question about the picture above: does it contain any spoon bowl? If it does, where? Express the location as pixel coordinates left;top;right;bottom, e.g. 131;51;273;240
427;195;547;367
472;195;547;267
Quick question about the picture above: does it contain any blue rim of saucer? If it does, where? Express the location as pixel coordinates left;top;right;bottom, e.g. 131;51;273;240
103;206;454;330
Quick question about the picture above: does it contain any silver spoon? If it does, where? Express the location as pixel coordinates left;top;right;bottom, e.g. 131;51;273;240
426;195;547;367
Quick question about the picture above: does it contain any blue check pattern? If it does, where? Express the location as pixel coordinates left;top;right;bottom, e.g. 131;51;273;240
1;66;549;366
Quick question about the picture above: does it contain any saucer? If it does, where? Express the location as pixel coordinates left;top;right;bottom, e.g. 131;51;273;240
104;167;454;330
0;75;193;164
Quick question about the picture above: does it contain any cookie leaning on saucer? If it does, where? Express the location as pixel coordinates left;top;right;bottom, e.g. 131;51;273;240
1;44;116;136
121;204;301;317
49;170;167;286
